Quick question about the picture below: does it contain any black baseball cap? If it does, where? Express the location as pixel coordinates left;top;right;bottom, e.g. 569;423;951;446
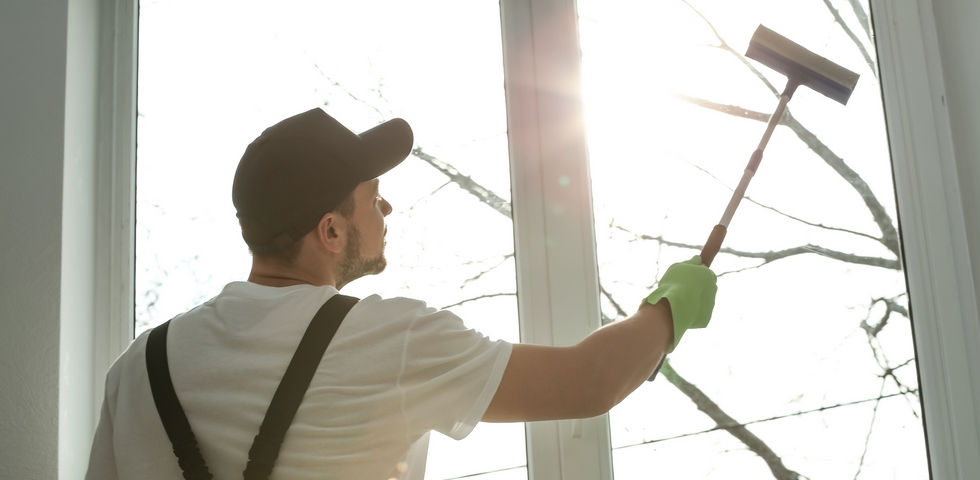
232;108;413;254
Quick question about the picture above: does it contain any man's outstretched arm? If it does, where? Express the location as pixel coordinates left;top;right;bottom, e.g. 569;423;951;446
482;256;717;423
482;299;674;423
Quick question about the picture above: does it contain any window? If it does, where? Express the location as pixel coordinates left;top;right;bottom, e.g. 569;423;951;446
578;0;927;477
136;1;524;478
112;0;977;478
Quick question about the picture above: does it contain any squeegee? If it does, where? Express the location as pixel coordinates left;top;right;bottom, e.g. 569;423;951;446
698;25;860;267
648;25;859;382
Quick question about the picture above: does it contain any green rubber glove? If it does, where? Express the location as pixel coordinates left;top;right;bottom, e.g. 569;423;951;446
643;255;717;352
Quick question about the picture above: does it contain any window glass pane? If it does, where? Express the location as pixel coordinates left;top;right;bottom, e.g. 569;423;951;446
136;1;525;478
577;1;928;478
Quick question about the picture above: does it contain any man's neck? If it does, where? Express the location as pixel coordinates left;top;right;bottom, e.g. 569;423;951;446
247;273;310;287
247;262;336;288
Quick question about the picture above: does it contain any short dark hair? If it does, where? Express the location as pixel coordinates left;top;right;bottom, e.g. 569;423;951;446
247;190;358;266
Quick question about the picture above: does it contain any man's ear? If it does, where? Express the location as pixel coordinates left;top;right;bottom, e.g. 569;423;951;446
314;211;345;254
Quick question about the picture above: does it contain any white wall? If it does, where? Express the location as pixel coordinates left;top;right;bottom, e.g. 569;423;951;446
0;1;71;478
60;0;101;478
0;0;100;478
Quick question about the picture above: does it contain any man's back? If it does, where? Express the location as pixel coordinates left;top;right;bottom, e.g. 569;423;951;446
86;282;511;480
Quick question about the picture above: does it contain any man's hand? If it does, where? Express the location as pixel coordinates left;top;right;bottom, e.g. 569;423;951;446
643;255;717;352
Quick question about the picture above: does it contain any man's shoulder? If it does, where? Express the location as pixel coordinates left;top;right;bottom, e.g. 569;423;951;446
344;294;471;333
100;327;151;406
347;294;432;323
352;294;431;314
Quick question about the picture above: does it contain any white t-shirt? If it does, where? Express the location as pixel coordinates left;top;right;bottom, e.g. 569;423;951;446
85;282;512;480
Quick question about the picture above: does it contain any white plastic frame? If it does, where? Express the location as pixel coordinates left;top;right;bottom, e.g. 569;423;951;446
500;0;612;478
872;0;980;478
92;0;137;420
91;1;980;479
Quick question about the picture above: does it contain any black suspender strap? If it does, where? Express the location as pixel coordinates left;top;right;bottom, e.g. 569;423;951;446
243;294;359;479
146;320;213;480
145;293;360;480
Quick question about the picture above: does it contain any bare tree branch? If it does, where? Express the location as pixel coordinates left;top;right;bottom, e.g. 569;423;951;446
678;155;885;244
599;282;629;324
615;388;913;450
402;181;452;213
661;360;805;480
859;296;921;419
783;120;899;258
461;254;514;288
852;381;887;480
877;295;909;318
615;224;900;270
411;148;513;218
846;0;874;45
861;296;908;336
441;292;516;310
680;0;780;96
312;63;389;120
674;93;901;257
820;0;878;78
443;464;525;480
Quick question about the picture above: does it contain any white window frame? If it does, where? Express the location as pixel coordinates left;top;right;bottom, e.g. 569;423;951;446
871;0;980;477
92;0;138;424
90;0;980;478
500;0;612;477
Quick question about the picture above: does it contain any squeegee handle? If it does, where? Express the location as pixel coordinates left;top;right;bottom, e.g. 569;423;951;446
699;224;727;267
648;81;800;383
700;82;796;268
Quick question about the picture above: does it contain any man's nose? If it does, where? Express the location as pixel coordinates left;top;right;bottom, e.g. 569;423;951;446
381;197;392;216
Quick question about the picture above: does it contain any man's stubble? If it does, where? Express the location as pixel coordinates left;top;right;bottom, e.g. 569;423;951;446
335;223;386;289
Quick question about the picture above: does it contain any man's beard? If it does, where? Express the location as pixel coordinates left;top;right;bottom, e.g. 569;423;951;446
335;223;386;289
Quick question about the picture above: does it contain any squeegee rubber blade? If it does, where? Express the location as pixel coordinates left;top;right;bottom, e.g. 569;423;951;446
745;25;860;104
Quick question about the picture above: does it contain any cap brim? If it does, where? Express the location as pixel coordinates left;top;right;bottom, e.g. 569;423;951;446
358;118;414;179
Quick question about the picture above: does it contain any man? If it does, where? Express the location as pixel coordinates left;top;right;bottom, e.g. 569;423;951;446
86;108;717;479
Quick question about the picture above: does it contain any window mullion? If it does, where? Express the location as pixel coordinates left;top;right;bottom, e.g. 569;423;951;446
500;0;612;478
93;0;138;426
